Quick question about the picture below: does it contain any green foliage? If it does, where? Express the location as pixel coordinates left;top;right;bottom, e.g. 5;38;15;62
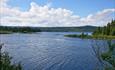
64;32;91;39
0;44;22;70
92;40;115;70
0;26;97;32
93;20;115;36
0;26;41;33
101;40;115;69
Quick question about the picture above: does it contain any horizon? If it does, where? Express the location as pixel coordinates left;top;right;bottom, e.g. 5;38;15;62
0;0;115;27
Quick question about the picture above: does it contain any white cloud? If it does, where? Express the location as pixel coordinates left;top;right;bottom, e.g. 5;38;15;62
0;0;8;7
81;9;115;26
0;0;115;27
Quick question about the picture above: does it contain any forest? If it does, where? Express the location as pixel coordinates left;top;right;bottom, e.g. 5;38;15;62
93;20;115;36
0;27;41;33
0;26;97;34
65;20;115;39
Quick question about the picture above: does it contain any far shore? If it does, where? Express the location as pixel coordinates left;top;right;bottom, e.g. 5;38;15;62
0;31;39;34
0;31;13;34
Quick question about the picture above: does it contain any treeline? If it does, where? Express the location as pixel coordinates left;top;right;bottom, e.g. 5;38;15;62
0;26;41;33
0;26;97;33
37;26;96;32
93;20;115;36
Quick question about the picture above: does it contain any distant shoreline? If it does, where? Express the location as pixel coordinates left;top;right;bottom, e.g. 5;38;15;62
0;26;97;33
0;31;39;34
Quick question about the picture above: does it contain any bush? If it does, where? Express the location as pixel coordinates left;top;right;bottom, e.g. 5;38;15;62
0;44;22;70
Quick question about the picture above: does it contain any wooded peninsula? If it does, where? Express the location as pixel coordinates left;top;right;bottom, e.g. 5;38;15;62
65;20;115;39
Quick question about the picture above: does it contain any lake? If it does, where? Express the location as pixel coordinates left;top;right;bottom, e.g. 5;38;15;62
0;32;111;70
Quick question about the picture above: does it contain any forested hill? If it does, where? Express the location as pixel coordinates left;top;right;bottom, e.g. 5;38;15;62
0;26;97;33
33;26;97;32
93;20;115;36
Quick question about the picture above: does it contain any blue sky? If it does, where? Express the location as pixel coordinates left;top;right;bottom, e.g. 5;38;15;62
0;0;115;27
7;0;115;17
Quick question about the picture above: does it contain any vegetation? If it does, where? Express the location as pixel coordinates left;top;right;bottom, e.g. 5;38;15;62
101;41;115;70
64;33;92;39
92;40;115;70
0;44;22;70
93;20;115;36
0;26;97;33
0;26;41;34
65;20;115;39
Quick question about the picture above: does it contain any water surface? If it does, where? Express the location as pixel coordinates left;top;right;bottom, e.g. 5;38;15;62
0;32;107;70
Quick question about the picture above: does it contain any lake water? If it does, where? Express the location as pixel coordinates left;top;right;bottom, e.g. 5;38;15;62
0;32;111;70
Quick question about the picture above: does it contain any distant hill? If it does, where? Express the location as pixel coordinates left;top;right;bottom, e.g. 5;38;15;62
0;26;97;33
